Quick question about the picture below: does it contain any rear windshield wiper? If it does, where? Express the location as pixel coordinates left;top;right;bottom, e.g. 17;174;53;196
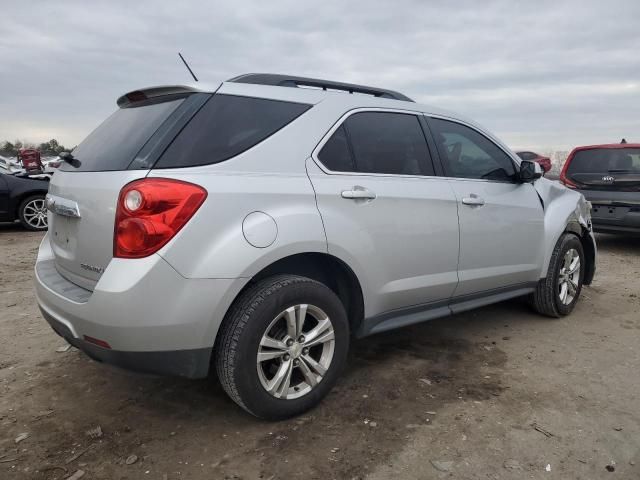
59;151;81;168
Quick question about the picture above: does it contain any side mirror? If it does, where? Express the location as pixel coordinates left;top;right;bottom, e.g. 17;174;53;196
519;160;543;183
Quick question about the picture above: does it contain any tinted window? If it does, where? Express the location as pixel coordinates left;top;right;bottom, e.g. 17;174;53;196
430;118;516;181
318;125;354;171
156;94;311;168
342;112;433;175
63;97;185;172
567;148;640;174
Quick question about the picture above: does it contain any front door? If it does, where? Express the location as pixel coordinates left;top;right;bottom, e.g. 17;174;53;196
427;116;544;297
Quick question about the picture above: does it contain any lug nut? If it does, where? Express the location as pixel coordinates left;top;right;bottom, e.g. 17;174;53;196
286;338;294;347
283;354;290;361
293;359;300;366
298;335;305;343
302;347;309;355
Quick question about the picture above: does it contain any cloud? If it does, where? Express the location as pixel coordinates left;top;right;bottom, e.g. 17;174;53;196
1;0;639;150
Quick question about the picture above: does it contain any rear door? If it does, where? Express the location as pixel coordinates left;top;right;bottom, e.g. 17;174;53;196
47;93;207;290
426;116;544;297
307;109;460;318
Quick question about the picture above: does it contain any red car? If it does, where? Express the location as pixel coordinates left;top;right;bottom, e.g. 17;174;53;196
560;141;640;234
17;148;44;173
516;151;552;173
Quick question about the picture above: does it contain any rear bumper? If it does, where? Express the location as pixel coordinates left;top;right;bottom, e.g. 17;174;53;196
592;223;640;234
34;234;246;378
579;189;640;234
41;306;211;377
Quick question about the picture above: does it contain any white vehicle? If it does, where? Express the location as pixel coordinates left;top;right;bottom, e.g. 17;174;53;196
0;155;21;173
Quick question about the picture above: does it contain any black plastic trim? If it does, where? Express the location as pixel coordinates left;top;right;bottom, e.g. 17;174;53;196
129;92;212;170
358;282;538;338
227;73;414;102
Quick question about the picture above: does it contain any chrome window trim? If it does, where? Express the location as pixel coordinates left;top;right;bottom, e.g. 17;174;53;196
310;107;440;180
311;108;522;184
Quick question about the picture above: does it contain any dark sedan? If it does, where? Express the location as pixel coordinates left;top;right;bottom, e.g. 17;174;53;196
0;170;50;230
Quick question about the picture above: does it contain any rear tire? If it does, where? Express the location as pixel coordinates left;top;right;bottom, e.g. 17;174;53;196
215;275;349;420
529;233;585;317
18;195;48;231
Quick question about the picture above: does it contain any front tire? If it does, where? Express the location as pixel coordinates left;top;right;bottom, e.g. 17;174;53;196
18;195;48;231
529;233;585;317
215;275;349;420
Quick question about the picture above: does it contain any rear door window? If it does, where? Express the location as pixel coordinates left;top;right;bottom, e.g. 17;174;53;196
317;111;435;176
155;95;311;169
429;118;517;181
61;97;186;172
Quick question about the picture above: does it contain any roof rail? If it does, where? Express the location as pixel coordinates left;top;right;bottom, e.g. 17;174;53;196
227;73;414;102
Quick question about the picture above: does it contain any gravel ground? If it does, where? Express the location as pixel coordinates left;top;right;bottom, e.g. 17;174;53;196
1;223;638;480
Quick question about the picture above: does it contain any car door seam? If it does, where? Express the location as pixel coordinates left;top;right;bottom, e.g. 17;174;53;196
304;157;329;254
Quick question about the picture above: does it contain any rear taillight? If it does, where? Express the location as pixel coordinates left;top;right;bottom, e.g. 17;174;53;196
559;154;577;189
559;174;578;189
114;178;207;258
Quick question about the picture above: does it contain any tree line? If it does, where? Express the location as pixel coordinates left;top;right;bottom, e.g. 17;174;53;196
0;139;73;158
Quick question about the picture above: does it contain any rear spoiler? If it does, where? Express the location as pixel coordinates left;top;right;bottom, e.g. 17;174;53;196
116;85;206;108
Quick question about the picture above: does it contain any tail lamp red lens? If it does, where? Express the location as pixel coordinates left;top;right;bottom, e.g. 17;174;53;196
560;176;578;189
83;335;112;349
114;178;207;258
559;153;578;189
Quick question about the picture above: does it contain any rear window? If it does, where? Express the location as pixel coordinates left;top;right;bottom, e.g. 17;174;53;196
567;148;640;174
154;94;311;169
62;97;185;172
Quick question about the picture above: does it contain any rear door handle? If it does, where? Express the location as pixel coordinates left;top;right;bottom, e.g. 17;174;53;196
341;186;376;200
462;195;485;206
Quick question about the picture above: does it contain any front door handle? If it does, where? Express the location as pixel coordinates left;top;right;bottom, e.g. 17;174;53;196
341;186;376;200
462;194;485;206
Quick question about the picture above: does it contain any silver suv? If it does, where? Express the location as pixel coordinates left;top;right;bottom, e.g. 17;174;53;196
35;74;596;419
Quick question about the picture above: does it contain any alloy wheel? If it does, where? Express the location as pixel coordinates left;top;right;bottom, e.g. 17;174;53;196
257;304;335;400
558;248;581;305
22;198;48;229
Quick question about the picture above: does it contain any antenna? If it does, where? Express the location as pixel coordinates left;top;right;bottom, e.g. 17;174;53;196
178;52;198;82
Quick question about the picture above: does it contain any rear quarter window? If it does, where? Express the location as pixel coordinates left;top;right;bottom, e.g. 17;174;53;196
154;94;311;169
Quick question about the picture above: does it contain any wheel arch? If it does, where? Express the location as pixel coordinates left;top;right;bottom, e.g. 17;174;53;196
227;252;365;337
537;180;596;284
564;221;596;285
541;216;595;286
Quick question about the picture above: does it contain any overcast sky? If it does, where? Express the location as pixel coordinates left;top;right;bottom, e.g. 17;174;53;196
1;0;639;151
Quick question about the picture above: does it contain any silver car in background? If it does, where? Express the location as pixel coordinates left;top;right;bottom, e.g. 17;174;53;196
35;74;596;419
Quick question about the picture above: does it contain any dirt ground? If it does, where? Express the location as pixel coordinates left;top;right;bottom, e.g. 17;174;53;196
1;223;639;480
